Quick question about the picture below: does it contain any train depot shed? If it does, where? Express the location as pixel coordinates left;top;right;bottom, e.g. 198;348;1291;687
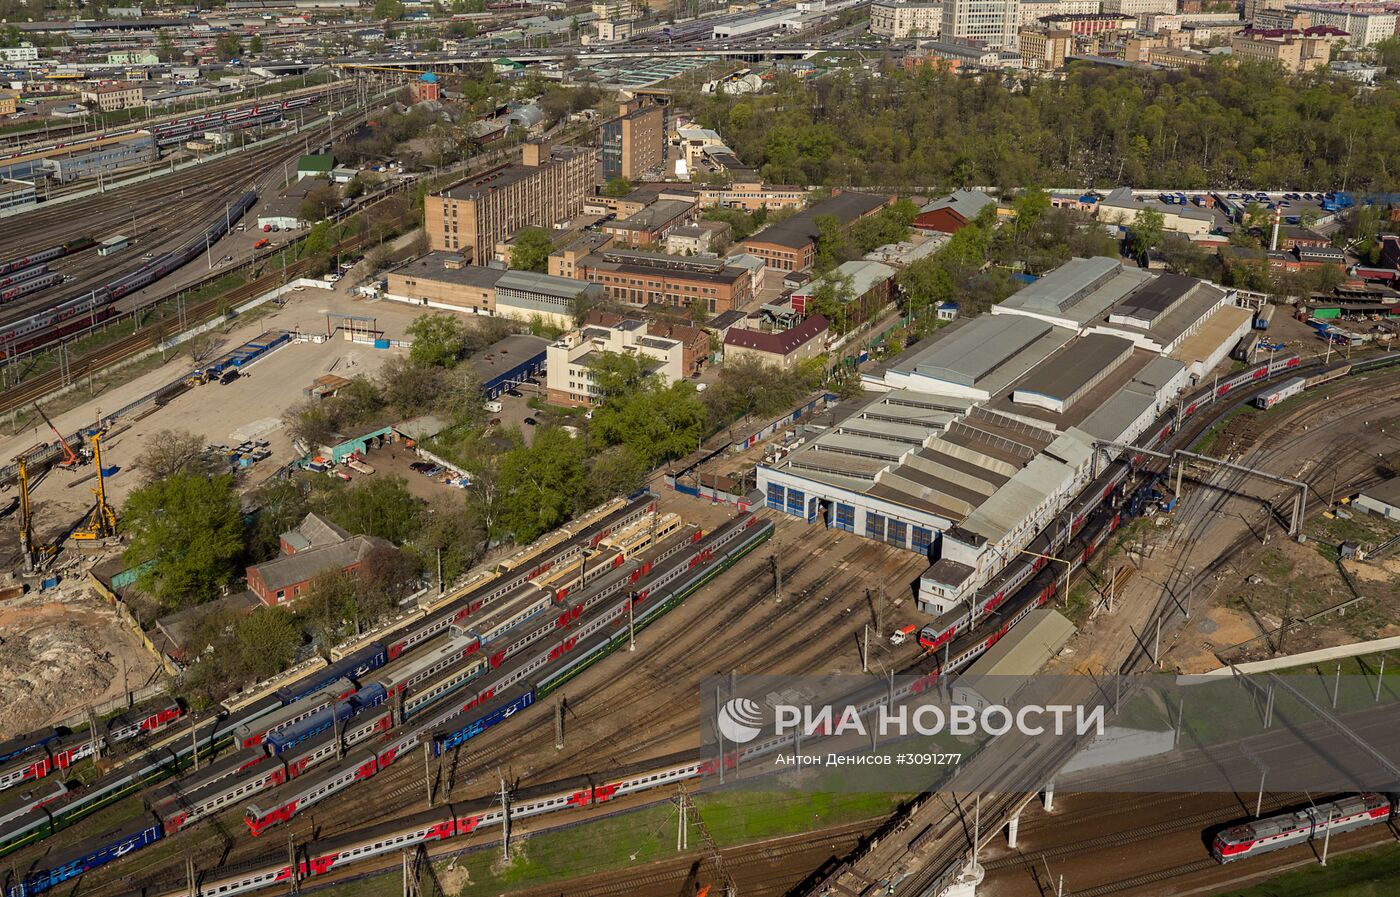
757;257;1249;620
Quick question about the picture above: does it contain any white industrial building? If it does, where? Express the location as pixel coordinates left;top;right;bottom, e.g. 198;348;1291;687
756;257;1253;619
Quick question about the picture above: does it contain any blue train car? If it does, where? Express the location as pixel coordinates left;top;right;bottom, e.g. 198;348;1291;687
431;684;535;755
275;642;387;705
264;684;387;755
8;820;162;897
0;732;59;767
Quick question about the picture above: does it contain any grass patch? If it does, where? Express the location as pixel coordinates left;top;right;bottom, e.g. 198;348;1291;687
418;788;903;897
1214;841;1400;897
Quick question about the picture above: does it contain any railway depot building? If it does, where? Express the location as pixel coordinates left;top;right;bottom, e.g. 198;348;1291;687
756;257;1253;618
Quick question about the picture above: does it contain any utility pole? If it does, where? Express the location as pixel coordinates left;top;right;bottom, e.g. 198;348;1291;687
769;554;782;604
499;776;511;861
437;547;444;595
1321;808;1334;866
628;592;635;652
675;786;689;851
423;742;434;808
862;624;869;673
288;832;299;895
191;717;201;771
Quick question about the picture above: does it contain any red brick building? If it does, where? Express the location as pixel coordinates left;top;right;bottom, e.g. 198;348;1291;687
246;513;394;606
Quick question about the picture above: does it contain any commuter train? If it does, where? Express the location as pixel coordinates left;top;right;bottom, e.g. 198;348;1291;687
1212;793;1396;862
1;506;769;897
0;698;183;792
0;191;255;359
151;101;309;147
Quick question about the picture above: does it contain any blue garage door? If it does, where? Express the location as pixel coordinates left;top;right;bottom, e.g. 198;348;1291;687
767;484;785;512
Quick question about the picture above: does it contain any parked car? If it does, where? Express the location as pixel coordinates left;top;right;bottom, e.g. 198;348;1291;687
506;388;523;397
254;238;270;249
523;417;537;426
409;461;436;474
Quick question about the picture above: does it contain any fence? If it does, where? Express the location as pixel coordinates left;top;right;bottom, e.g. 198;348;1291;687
86;569;179;678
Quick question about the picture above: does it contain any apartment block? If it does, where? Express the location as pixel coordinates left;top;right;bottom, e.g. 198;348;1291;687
424;139;599;263
941;0;1022;49
1294;4;1393;45
871;0;945;36
1041;11;1135;31
1103;0;1176;16
600;100;665;181
546;318;686;407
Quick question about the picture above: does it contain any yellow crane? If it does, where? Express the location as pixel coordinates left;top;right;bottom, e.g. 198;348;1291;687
14;453;57;571
71;431;117;541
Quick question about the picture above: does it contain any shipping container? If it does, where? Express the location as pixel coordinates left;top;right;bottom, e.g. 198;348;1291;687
1253;304;1276;330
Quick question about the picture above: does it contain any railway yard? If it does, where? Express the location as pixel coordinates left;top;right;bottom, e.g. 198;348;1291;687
1;342;1396;897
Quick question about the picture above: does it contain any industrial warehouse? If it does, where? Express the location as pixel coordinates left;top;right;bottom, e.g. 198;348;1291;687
757;256;1256;617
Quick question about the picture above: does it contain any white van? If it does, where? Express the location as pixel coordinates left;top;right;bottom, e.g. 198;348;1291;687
484;400;503;413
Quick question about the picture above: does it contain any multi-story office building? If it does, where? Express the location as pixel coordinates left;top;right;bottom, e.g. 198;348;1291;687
600;100;665;181
871;1;945;36
941;0;1022;49
424;140;598;263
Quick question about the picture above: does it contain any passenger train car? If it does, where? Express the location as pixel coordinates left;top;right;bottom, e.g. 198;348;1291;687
0;192;256;360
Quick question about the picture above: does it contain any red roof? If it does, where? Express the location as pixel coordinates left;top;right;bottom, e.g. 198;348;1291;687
724;315;830;356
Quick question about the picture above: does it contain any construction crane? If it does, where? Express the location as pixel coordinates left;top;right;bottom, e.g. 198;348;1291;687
71;431;117;541
14;453;56;571
33;403;80;470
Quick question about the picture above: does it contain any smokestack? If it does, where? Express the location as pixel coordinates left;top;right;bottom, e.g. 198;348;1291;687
1270;205;1281;252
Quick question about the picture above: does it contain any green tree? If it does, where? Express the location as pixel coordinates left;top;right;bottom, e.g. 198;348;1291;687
510;227;553;272
807;270;855;332
495;428;587;542
590;382;708;468
373;0;406;18
406;312;468;367
586;351;649;402
316;476;423;545
124;473;245;610
1126;208;1165;259
156;29;176;62
214;32;241;60
232;608;302;681
133;429;221;483
602;176;633;197
248;34;264;55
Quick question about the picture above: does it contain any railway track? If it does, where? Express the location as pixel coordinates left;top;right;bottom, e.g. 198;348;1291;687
72;528;916;896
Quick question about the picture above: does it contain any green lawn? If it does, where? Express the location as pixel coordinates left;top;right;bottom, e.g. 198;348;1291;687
1216;843;1400;897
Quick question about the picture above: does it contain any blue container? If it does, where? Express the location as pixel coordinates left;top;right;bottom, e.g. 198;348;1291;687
374;338;390;349
40;576;59;590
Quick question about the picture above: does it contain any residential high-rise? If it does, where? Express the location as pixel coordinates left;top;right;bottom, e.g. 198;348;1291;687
941;0;1021;49
424;139;598;263
600;100;665;182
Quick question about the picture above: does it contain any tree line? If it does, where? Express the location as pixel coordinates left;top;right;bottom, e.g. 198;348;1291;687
684;62;1400;193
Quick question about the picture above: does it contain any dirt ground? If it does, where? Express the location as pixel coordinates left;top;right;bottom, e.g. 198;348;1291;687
0;584;163;732
1049;369;1400;676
